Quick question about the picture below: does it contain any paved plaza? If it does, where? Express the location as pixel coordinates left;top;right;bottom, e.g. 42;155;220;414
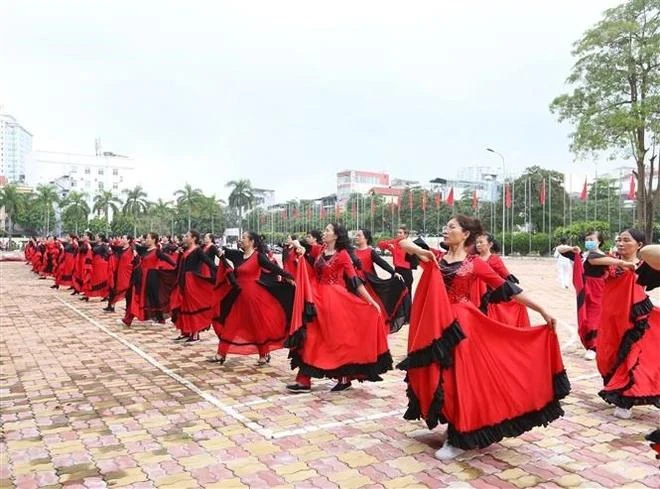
1;258;659;489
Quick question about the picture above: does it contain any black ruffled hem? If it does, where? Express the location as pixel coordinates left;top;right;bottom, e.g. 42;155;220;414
396;321;464;370
489;281;523;303
284;302;316;349
289;350;393;381
630;297;653;321
402;377;447;430
598;390;660;409
448;398;565;450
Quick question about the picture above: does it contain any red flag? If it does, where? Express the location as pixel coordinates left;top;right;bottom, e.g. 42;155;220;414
505;185;512;209
627;173;636;200
408;190;414;210
421;191;428;211
579;178;588;202
446;187;454;206
434;191;441;208
471;190;478;210
539;178;546;205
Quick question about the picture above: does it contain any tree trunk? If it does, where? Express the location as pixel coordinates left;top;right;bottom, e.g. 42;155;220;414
188;208;191;231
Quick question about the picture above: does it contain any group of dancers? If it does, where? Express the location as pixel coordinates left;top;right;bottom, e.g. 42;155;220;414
24;215;658;460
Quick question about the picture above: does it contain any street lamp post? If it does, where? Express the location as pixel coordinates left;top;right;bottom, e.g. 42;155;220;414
487;148;506;253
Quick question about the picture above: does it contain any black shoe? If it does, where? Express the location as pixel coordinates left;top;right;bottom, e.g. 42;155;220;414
101;296;108;302
71;290;79;296
173;335;188;341
102;306;115;313
79;296;89;302
206;355;226;364
50;284;58;289
330;381;352;392
286;383;311;393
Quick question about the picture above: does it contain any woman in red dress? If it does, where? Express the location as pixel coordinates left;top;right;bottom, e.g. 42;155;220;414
398;215;568;460
286;223;392;393
209;232;294;365
104;236;135;313
354;228;409;334
473;233;530;328
377;225;416;297
558;231;612;360
53;235;77;290
596;229;659;419
82;234;111;302
170;231;217;344
121;233;177;327
281;234;300;276
72;233;93;296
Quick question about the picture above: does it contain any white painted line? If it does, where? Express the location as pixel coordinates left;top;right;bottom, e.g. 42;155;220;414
56;297;275;439
270;409;403;439
570;372;602;382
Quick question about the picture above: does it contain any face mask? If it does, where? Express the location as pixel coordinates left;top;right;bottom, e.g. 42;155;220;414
584;240;598;251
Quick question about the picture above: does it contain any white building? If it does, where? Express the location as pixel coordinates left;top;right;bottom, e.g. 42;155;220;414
0;112;33;183
457;165;499;183
28;149;136;211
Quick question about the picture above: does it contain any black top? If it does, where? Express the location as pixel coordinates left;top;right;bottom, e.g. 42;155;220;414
223;247;293;280
371;248;395;275
584;250;608;278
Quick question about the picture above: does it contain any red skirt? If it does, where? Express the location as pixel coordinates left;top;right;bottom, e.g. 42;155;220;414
487;300;531;328
401;263;569;450
216;279;288;355
581;276;605;350
597;271;660;408
292;282;392;379
171;274;215;335
56;254;76;287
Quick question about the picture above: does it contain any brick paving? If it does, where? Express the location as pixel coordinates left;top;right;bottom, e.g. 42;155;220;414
1;258;658;488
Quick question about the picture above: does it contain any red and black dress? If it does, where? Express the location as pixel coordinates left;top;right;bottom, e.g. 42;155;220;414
85;242;111;298
399;254;569;450
562;250;609;351
73;242;92;294
55;242;77;288
123;246;177;325
39;241;60;277
24;240;36;264
472;254;530;328
596;263;659;409
31;243;44;273
355;246;410;333
107;244;134;307
214;248;294;356
288;245;393;385
170;246;217;336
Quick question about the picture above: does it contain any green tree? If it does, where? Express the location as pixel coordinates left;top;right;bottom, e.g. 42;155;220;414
0;184;22;241
226;179;254;233
62;191;90;234
93;190;122;223
174;184;203;231
35;184;60;235
550;0;660;241
122;186;149;236
199;194;225;234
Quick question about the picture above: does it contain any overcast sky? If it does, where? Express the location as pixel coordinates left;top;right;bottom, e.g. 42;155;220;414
0;0;625;201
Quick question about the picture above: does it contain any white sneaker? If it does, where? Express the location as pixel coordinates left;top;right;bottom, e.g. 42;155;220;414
434;442;465;460
584;350;596;360
613;407;632;419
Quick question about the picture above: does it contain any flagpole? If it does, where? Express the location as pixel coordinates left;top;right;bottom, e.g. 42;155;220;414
510;179;515;255
569;173;573;227
548;176;552;255
528;177;532;254
618;169;622;232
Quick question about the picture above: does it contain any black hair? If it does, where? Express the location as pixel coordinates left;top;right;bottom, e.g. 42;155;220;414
245;231;267;254
559;237;568;245
621;228;646;246
205;233;215;242
147;232;159;242
307;229;322;244
398;225;410;236
452;215;484;248
85;231;94;240
482;232;501;254
189;230;201;245
98;233;106;242
359;228;373;246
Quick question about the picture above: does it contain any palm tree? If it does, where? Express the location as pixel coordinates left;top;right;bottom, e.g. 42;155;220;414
35;184;60;235
93;190;122;222
123;186;149;236
174;183;203;231
63;191;91;234
200;194;226;234
148;198;174;235
0;184;22;245
226;179;254;234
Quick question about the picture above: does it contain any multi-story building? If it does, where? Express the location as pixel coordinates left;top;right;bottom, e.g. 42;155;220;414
336;170;389;204
27;149;136;211
0;112;33;184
